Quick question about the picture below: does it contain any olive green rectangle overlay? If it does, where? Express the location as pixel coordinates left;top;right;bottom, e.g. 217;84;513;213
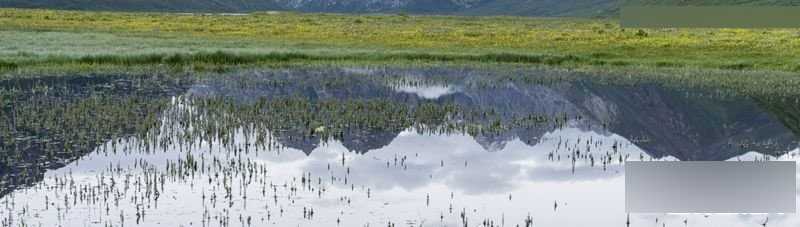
621;6;800;28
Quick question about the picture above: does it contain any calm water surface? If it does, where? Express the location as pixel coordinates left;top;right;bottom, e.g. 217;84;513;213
1;67;798;227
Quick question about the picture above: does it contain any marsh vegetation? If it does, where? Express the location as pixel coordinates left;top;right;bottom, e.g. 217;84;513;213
0;6;798;227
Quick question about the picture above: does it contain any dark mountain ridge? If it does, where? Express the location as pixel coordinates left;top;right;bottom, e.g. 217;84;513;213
2;0;791;17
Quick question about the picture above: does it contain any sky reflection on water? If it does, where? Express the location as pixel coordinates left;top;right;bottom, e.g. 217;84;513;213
1;67;799;227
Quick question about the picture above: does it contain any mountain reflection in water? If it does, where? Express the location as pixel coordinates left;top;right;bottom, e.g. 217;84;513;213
1;67;798;227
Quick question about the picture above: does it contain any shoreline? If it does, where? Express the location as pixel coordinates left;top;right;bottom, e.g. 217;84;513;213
2;58;799;99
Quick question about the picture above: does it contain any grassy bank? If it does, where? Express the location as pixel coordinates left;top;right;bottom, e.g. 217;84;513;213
0;50;587;71
1;8;799;73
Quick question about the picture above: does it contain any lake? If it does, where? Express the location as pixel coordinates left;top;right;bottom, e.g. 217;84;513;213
1;66;798;226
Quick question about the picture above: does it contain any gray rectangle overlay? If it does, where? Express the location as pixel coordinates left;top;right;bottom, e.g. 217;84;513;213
626;161;796;213
621;6;800;28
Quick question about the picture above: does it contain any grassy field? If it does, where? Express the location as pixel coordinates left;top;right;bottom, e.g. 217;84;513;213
0;8;799;73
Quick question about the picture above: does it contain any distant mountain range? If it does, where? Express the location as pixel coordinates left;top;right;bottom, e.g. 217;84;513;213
2;0;793;17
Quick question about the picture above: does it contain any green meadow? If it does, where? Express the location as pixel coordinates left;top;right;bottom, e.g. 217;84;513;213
1;8;799;72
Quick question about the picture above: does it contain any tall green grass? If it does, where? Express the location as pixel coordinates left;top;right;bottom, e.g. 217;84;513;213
23;51;589;68
0;61;17;71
